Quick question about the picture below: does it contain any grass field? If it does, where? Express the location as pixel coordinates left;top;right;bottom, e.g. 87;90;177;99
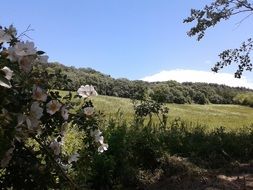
90;95;253;130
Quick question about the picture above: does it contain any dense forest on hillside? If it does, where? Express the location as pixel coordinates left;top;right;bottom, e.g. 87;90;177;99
38;62;253;106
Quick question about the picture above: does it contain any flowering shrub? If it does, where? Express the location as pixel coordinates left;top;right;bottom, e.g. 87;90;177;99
0;24;107;189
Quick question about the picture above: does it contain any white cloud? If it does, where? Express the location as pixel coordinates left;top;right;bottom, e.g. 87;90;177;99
141;69;253;89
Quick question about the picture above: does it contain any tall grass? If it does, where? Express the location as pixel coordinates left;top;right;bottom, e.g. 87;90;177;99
90;95;253;130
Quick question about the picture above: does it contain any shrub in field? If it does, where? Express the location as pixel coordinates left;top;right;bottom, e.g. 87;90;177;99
0;24;108;189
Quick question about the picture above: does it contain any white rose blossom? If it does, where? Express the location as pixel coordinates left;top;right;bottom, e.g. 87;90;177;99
0;29;12;43
16;102;43;130
46;100;62;115
90;129;108;153
18;55;35;73
98;143;109;153
26;102;43;130
0;66;13;88
7;41;37;73
77;85;98;98
30;101;43;119
90;129;102;141
0;25;17;43
1;66;13;80
14;41;37;57
17;113;26;127
32;85;47;102
7;46;19;62
26;116;40;130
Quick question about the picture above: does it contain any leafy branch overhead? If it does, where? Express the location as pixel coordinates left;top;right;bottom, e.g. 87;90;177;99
184;0;253;78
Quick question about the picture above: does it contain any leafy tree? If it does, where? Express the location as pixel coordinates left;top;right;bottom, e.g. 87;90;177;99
150;84;170;103
184;0;253;78
193;91;209;104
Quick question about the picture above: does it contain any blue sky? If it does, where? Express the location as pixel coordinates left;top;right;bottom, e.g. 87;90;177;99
1;0;253;86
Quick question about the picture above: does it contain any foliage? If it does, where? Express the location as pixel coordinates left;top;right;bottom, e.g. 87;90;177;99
0;24;108;189
184;0;253;78
38;62;253;105
74;109;253;189
233;92;253;107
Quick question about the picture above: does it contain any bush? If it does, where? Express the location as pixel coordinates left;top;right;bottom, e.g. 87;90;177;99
0;24;108;189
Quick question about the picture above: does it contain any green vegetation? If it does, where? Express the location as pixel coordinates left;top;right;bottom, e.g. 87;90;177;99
90;95;253;130
233;92;253;107
41;62;253;106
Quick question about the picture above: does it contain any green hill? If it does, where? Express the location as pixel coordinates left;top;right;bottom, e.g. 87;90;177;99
39;62;253;106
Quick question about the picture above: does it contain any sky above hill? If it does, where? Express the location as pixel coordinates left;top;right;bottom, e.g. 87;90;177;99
1;0;253;88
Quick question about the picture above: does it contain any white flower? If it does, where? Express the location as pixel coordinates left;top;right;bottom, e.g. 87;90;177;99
1;66;13;80
17;114;26;127
25;102;43;130
49;140;61;155
18;55;35;73
1;147;15;168
0;66;13;88
77;85;98;98
90;129;102;142
61;106;69;120
90;129;108;152
98;143;108;153
7;46;19;62
7;41;37;65
16;103;43;131
68;153;80;163
84;107;94;116
46;100;62;115
30;102;43;119
0;29;12;43
32;85;47;102
26;116;40;130
14;41;37;57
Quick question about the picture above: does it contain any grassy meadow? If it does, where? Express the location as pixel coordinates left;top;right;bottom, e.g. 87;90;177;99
90;95;253;130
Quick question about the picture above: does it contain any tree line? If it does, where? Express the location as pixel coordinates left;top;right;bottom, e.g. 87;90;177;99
38;62;253;106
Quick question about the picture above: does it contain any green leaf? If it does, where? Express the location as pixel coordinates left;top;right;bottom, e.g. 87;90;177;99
37;50;45;55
